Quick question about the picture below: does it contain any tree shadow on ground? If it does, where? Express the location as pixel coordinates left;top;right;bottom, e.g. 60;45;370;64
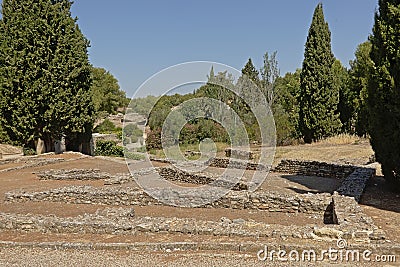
279;174;340;194
280;173;400;214
360;175;400;214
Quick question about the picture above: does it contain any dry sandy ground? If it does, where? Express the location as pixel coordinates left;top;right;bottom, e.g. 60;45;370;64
1;248;396;267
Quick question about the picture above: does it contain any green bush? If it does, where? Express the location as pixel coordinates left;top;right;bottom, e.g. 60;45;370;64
116;128;123;140
123;124;142;138
136;146;147;153
122;136;131;145
95;140;124;157
23;147;36;156
122;124;142;145
94;119;116;133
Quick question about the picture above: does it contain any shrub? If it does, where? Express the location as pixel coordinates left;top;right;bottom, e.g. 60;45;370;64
95;140;124;157
115;128;123;140
136;146;147;153
145;128;162;150
123;124;142;138
94;119;116;133
23;147;36;156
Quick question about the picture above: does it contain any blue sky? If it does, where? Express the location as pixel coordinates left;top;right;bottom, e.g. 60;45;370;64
3;1;379;97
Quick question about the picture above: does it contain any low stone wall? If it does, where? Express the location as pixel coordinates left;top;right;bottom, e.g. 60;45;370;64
149;157;177;164
35;167;250;190
336;167;375;202
103;174;134;185
0;158;65;173
157;167;249;191
205;157;267;171
274;159;375;203
150;157;268;171
331;193;385;241
273;159;356;179
0;158;18;166
0;207;385;242
1;158;384;243
36;169;111;181
35;168;135;186
184;151;201;158
225;148;256;160
0;210;314;239
4;185;332;214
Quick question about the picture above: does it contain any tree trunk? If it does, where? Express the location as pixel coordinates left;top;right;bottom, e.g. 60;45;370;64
35;138;45;155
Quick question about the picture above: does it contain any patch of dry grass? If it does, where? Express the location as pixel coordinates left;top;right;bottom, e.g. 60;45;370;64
273;139;374;166
315;134;367;146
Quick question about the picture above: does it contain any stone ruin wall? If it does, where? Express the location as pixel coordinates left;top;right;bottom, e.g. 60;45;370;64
5;185;332;214
1;158;384;242
272;159;356;179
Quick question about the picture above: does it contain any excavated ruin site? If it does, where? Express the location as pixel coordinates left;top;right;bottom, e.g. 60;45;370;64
0;150;398;265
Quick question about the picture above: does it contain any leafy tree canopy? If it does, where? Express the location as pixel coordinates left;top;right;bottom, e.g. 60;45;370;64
298;3;341;143
368;0;400;189
91;67;129;115
0;0;94;152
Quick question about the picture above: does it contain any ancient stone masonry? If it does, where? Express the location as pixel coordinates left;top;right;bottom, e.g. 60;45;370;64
184;150;201;158
0;158;65;173
225;148;256;160
336;167;375;202
0;206;385;242
4;185;332;214
0;158;386;246
36;169;112;181
331;193;385;241
150;157;268;171
35;168;135;186
104;168;159;185
273;159;375;203
0;209;315;239
157;167;249;191
273;159;356;179
103;174;134;185
0;158;17;166
205;157;268;171
150;157;178;164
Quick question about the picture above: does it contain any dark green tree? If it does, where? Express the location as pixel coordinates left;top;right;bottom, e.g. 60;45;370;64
241;58;260;85
91;67;128;115
368;0;400;189
348;41;373;136
298;3;341;143
333;59;351;133
0;0;94;153
0;122;10;144
274;69;301;144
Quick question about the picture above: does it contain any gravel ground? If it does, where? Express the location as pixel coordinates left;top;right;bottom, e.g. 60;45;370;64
0;248;396;267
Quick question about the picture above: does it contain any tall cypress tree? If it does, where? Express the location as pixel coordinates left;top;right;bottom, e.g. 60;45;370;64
0;0;94;153
368;0;400;189
241;58;260;85
349;41;373;136
298;3;341;143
